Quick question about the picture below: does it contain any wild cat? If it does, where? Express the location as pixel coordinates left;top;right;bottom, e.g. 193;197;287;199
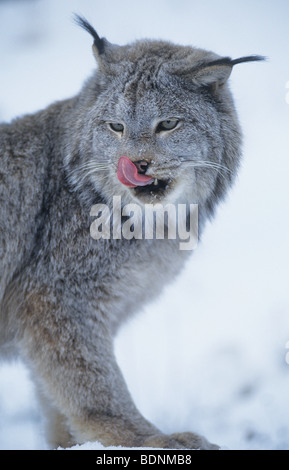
0;15;263;449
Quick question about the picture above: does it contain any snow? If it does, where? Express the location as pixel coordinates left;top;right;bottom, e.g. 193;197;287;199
0;0;289;451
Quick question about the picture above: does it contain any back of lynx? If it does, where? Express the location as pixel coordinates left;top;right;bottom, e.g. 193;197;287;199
0;15;263;449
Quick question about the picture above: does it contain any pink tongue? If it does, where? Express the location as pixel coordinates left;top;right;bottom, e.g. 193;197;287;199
117;156;154;187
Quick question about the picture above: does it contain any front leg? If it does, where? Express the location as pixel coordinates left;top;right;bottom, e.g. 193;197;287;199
19;287;218;449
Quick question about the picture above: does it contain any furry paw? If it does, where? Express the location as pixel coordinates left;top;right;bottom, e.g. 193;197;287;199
143;432;219;450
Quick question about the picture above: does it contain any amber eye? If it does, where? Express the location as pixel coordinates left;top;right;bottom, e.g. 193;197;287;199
156;119;179;133
109;122;124;133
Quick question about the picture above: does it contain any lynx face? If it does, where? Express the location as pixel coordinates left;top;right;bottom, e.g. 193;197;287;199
91;70;225;207
71;53;233;209
67;16;262;217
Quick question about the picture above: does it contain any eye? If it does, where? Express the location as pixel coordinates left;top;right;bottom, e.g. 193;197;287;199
109;122;124;133
156;119;179;133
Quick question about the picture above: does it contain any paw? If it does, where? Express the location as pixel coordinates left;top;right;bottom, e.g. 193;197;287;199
142;432;219;450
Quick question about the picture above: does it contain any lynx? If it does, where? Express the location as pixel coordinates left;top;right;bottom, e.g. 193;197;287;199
0;15;263;449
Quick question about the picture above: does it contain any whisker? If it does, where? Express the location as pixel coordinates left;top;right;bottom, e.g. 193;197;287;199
76;162;109;171
75;158;111;169
69;159;111;178
67;159;113;190
197;162;232;174
180;157;233;176
73;168;109;185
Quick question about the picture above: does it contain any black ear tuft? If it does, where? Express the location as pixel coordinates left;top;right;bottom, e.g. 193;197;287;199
205;55;266;69
73;13;105;55
231;55;266;66
185;54;266;92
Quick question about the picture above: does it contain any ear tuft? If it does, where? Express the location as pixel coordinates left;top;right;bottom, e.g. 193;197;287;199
193;54;266;89
73;13;105;55
230;55;266;66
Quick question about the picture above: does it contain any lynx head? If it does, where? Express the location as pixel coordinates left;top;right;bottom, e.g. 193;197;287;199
66;15;263;220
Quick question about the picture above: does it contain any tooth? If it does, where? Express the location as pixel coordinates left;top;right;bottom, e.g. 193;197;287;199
154;178;158;185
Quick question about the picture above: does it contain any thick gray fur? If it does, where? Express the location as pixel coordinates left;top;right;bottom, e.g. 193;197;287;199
0;16;263;449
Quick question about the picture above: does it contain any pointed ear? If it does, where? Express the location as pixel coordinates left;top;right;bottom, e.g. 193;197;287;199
191;55;265;90
193;61;232;87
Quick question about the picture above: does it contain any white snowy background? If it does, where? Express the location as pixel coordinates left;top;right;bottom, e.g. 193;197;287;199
0;0;289;450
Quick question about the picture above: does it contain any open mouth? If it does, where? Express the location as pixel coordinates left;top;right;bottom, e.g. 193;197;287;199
117;156;170;197
132;178;169;197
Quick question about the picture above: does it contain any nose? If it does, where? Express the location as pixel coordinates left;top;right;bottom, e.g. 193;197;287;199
133;159;149;174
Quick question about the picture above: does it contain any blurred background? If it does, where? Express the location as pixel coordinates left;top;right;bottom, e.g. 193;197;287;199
0;0;288;450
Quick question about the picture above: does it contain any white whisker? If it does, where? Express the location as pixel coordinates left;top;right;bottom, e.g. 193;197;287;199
76;163;109;172
67;158;113;190
181;158;233;177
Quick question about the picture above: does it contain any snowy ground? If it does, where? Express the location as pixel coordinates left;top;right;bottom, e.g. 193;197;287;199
0;0;289;451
